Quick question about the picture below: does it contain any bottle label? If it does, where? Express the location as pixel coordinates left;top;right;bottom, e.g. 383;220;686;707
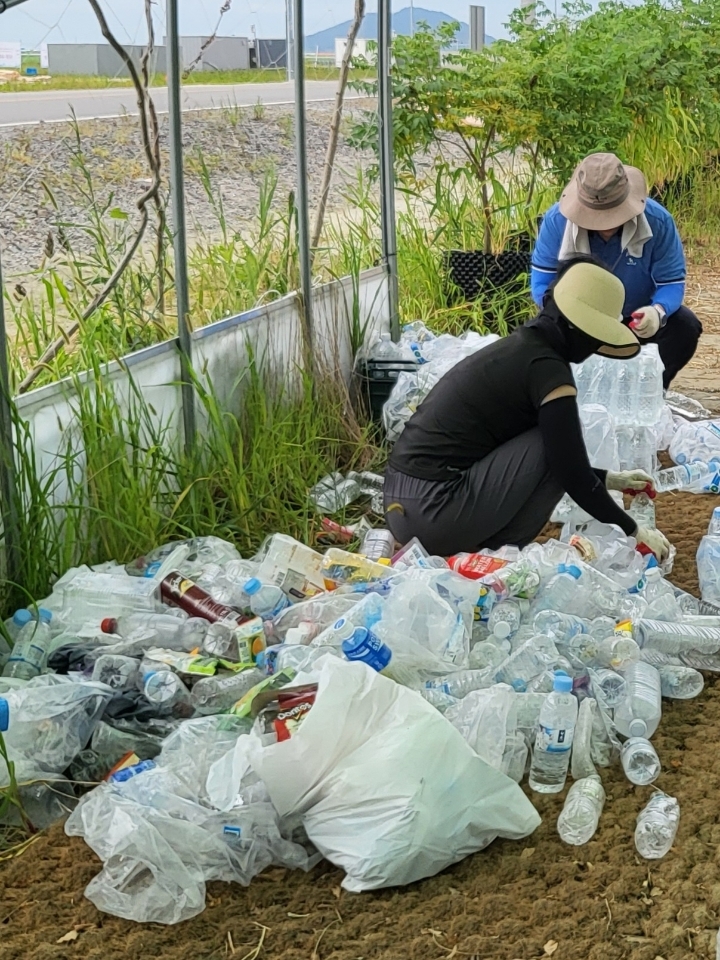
536;723;574;754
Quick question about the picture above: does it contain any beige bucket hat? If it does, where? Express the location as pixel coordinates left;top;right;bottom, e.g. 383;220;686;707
559;153;648;230
553;261;640;359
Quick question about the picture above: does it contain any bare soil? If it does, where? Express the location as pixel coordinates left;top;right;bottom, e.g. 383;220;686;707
0;490;719;960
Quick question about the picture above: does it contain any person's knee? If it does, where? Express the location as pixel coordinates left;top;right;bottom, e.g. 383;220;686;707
672;305;703;341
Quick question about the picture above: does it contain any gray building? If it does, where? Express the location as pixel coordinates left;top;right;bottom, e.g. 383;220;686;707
253;39;287;69
47;43;166;77
167;36;250;72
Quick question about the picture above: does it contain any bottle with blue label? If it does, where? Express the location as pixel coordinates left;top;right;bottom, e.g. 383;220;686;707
333;617;392;672
2;609;52;680
528;672;578;794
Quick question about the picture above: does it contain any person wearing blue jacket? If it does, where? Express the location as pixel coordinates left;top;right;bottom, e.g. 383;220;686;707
531;152;701;387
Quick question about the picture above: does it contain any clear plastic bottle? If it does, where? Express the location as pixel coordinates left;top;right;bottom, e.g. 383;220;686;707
487;599;524;641
468;638;509;670
697;534;720;605
424;668;494;699
534;564;583;613
101;613;208;651
3;609;33;644
533;609;587;642
634;619;720;656
143;669;194;719
359;528;395;562
615;360;638;422
655;460;720;493
627;491;656;529
91;654;140;690
621;736;661;785
557;775;605;845
529;672;578;794
241;578;290;620
53;572;160;625
637;351;663;425
658;664;704;699
592;668;627;707
309;475;363;514
370;331;398;360
710;506;720;536
2;610;53;680
494;636;558;691
594;635;640;670
635;792;680;859
614;661;662;739
190;669;265;714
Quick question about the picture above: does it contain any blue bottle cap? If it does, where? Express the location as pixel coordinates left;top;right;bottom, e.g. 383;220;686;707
243;578;261;596
12;609;32;628
110;758;156;783
0;698;8;732
558;563;582;580
37;608;52;624
553;672;573;693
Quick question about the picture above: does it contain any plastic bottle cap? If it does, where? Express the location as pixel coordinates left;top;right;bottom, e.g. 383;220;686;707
37;608;52;624
629;718;648;738
101;617;119;634
553;672;573;693
12;609;32;628
243;578;262;596
0;698;8;732
332;617;355;641
492;621;512;640
564;565;582;580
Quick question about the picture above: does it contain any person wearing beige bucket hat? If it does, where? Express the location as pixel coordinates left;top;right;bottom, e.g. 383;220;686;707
383;258;672;561
531;152;701;388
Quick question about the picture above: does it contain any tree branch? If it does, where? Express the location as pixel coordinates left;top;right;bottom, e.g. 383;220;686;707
18;0;164;393
310;0;365;256
182;1;233;78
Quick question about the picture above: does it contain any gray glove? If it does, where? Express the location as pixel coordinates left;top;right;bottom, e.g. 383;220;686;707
606;470;655;493
636;526;671;562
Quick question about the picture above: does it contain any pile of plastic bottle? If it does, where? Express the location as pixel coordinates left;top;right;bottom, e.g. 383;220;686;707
5;498;720;923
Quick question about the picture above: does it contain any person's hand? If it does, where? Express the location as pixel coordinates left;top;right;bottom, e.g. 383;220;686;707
606;469;656;493
636;526;671;562
630;305;662;338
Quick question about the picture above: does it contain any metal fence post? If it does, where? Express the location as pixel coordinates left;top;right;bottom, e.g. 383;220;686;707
292;0;315;359
167;0;197;453
378;0;400;341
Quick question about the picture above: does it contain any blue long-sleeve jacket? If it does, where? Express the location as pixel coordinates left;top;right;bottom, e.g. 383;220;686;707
531;198;686;317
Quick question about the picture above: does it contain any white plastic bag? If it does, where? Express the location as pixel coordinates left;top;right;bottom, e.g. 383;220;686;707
444;683;516;770
250;658;540;892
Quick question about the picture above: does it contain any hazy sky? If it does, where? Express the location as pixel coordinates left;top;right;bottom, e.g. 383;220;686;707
0;1;521;49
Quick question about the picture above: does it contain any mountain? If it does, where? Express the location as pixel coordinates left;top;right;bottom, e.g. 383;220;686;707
305;7;494;53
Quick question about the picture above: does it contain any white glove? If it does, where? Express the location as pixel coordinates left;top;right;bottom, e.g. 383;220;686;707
605;469;656;493
630;305;662;338
636;525;671;562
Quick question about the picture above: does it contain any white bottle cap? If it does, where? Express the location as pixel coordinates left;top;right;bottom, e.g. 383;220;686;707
629;718;648;738
492;621;512;640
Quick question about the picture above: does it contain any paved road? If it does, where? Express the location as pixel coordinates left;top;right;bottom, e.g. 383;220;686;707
0;80;359;127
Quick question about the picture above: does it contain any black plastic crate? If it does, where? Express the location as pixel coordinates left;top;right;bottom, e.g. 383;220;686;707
444;249;532;303
356;357;418;422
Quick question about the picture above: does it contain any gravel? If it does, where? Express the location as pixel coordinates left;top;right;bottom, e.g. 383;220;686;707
0;100;378;277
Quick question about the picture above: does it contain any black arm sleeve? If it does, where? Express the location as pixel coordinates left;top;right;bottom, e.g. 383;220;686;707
538;396;638;537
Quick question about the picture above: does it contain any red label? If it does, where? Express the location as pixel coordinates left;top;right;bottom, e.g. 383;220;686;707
448;554;508;580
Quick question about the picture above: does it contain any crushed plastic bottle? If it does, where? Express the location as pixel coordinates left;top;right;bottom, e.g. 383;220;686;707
359;528;395;562
621;736;661;785
487;599;524;641
557;774;605;845
658;664;704;699
635;791;680;859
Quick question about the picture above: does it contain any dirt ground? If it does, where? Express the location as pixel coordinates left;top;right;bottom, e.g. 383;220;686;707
0;491;718;960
